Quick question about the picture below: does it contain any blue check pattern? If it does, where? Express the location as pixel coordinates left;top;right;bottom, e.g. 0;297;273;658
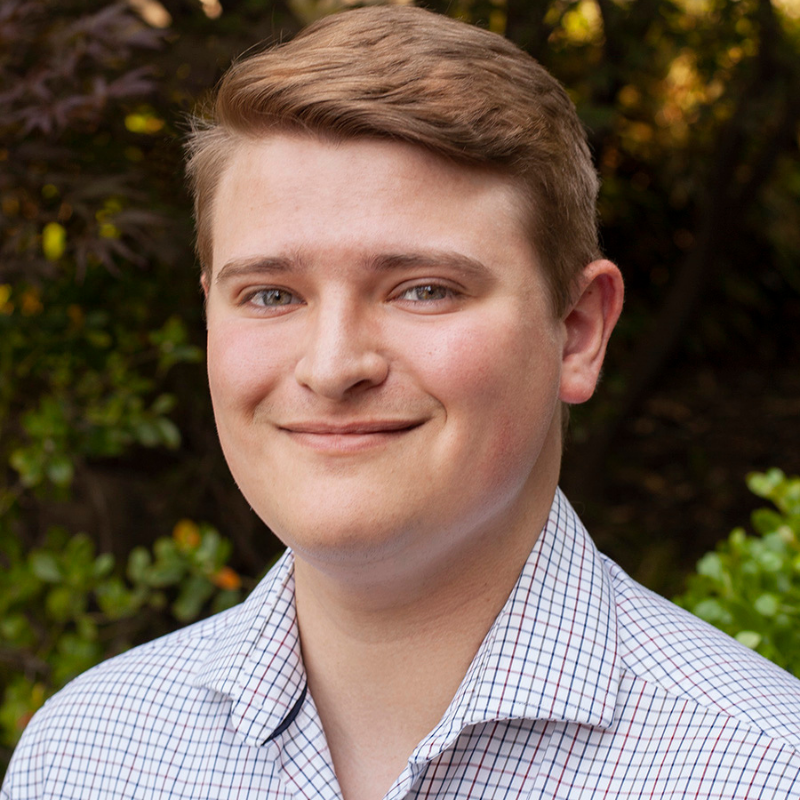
4;489;800;798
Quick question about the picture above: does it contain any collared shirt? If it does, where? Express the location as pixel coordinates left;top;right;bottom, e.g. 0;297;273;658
3;489;800;799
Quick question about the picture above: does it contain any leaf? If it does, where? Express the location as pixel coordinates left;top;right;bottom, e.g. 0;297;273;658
126;546;151;584
9;448;44;487
735;631;762;649
145;551;185;587
752;508;784;536
85;330;112;349
747;469;785;501
46;455;74;488
691;598;731;625
755;549;783;573
76;615;98;642
754;593;780;617
93;553;115;579
154;417;180;449
150;393;176;415
195;528;223;570
42;222;66;261
29;552;61;583
0;613;29;643
172;575;214;622
696;552;726;584
46;586;78;622
135;421;160;447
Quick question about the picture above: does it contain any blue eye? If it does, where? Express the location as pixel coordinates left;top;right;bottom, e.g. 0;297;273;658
400;284;451;302
253;288;297;306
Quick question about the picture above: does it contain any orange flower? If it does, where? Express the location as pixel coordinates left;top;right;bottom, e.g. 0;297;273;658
212;566;241;591
172;519;201;549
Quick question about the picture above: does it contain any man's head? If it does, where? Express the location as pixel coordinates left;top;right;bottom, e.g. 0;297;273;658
186;5;600;316
192;7;622;593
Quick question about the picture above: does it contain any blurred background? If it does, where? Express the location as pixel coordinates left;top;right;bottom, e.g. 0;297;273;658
1;0;799;774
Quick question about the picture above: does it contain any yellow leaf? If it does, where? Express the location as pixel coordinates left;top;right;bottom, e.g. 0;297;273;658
42;222;66;261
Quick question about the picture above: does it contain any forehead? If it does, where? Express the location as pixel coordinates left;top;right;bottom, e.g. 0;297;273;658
210;134;539;280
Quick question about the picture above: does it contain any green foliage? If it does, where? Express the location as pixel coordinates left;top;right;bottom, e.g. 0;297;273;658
0;519;244;758
0;0;205;516
0;2;267;781
1;280;201;494
675;470;800;677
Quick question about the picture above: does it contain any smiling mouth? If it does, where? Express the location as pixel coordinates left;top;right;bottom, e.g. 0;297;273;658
282;420;423;435
279;419;424;452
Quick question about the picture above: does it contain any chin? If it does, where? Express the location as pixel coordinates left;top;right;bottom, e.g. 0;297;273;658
264;502;425;571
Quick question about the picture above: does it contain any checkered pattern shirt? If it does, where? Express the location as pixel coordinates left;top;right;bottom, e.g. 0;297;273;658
4;489;800;799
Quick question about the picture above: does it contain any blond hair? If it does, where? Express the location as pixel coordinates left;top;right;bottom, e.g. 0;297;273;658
186;5;600;314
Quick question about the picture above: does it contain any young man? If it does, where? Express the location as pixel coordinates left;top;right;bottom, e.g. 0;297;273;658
4;6;800;799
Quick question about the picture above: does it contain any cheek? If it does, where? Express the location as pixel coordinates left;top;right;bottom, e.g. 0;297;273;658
206;320;287;414
412;315;561;479
415;315;560;414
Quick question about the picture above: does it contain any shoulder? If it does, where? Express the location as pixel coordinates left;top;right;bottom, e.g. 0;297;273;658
603;554;800;751
2;553;296;799
41;600;236;715
1;604;240;798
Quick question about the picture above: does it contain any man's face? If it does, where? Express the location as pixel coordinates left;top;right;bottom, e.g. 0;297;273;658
205;135;567;581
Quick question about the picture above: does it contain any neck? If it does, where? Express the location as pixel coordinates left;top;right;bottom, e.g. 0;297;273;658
294;523;543;800
292;456;560;799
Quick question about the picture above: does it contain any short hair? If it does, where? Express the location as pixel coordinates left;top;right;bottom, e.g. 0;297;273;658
186;5;601;315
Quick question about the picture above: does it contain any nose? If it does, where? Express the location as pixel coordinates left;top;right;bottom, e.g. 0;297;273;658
294;297;389;400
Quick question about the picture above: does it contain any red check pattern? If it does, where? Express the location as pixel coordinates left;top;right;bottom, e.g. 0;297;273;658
4;490;800;798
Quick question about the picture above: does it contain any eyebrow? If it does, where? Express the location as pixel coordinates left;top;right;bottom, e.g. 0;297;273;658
214;250;493;284
214;256;296;285
366;252;492;280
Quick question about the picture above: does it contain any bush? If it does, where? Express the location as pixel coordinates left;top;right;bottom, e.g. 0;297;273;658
675;469;800;678
0;2;266;782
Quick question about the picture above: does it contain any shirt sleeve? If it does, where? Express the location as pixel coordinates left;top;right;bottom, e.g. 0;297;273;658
1;702;50;800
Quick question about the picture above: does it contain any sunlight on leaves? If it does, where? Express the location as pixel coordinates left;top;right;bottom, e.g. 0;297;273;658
560;0;603;45
124;110;165;135
199;0;223;19
774;0;800;20
42;223;66;262
128;0;172;28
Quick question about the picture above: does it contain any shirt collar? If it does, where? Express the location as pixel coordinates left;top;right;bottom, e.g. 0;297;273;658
194;488;620;749
412;488;621;762
193;550;307;747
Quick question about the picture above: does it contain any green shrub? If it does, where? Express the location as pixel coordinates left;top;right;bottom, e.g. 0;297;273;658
675;469;800;678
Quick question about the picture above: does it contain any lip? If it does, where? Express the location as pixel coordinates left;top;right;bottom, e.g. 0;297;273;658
279;419;425;453
280;420;423;435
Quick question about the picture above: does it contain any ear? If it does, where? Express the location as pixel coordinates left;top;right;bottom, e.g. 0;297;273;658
559;259;624;405
200;272;210;300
